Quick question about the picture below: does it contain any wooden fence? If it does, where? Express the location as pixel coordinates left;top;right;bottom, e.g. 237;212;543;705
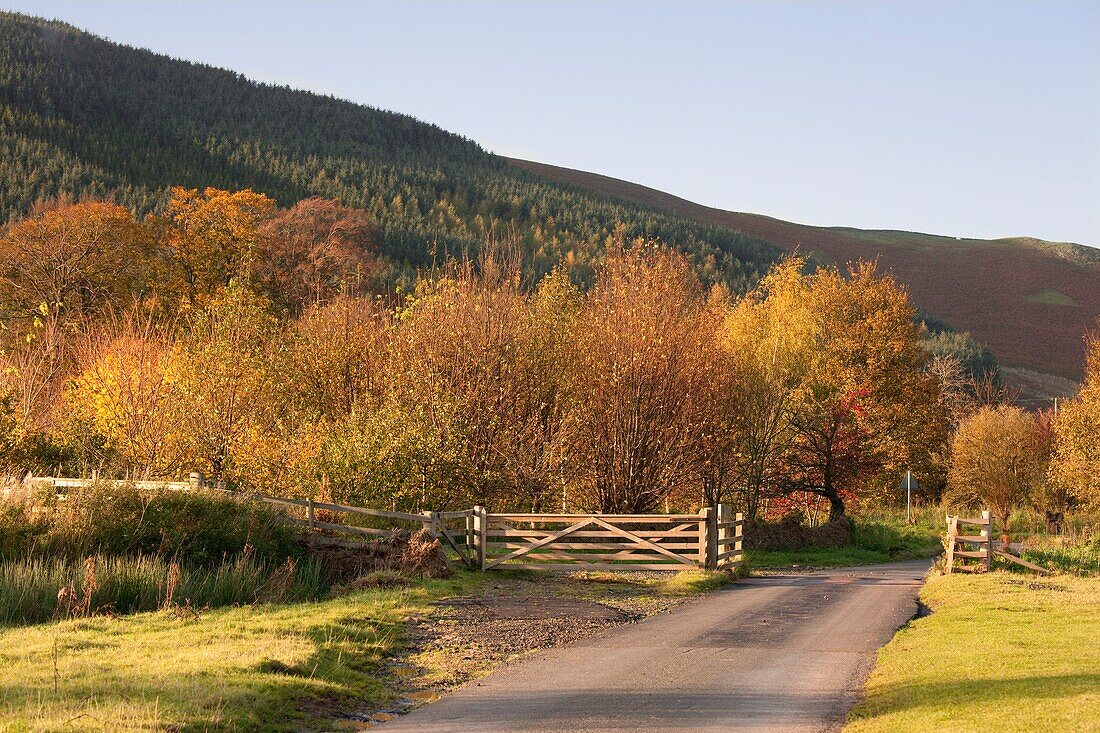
18;476;743;572
945;511;992;573
474;504;743;571
944;509;1052;575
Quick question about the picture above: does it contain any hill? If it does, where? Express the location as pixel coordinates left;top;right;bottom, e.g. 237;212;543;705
1;11;1095;394
0;12;777;294
510;159;1100;391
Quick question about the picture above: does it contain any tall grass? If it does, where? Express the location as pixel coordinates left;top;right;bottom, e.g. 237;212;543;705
1019;537;1100;576
0;553;328;626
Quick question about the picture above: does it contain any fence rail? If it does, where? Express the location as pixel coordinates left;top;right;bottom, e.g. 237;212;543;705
14;476;742;572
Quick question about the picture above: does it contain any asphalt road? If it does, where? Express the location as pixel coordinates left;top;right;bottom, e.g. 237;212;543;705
380;560;928;733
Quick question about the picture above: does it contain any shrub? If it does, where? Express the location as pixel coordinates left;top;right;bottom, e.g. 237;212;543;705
0;482;298;564
744;515;852;551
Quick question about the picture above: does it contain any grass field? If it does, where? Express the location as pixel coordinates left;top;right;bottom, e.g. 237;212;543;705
846;572;1100;732
0;568;724;731
0;573;482;732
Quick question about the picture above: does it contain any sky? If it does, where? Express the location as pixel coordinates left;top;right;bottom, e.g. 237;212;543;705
3;0;1099;247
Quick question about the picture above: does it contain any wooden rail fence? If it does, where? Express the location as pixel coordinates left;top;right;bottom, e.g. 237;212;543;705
17;476;743;572
944;510;1052;574
945;511;992;573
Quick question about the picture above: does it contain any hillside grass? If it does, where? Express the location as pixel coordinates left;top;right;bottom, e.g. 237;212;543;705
1026;288;1077;306
846;572;1100;733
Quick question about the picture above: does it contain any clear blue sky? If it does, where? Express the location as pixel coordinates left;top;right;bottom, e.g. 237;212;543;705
4;0;1099;246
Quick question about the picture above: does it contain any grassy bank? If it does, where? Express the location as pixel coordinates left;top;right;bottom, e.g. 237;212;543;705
0;568;725;731
0;572;486;731
846;572;1100;732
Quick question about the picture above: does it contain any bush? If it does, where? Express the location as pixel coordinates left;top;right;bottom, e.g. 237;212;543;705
744;515;852;551
0;482;298;564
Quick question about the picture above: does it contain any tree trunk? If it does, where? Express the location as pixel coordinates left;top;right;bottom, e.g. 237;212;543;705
828;493;846;522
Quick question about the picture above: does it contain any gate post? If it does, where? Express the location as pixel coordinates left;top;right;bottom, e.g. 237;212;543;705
735;511;744;565
716;503;730;568
700;506;716;570
473;505;487;570
981;510;992;572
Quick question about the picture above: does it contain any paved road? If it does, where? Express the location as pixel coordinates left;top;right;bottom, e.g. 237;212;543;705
381;560;928;733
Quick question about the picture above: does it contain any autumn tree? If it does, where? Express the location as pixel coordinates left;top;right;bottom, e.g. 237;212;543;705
172;284;281;482
0;200;152;331
687;290;742;510
781;262;943;521
947;405;1048;544
564;244;710;513
1051;331;1100;511
65;315;187;477
156;187;276;304
719;258;813;518
260;197;383;313
0;201;153;433
289;295;390;420
382;251;571;510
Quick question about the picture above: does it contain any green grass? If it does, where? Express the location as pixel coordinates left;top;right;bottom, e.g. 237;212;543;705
1026;288;1077;306
1019;537;1100;577
748;546;903;569
846;572;1100;732
748;510;942;569
0;572;487;732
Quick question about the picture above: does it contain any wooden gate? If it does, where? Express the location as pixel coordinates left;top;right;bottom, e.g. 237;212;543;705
474;505;744;571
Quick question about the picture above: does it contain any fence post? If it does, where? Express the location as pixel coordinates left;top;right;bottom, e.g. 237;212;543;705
945;514;957;574
699;506;716;570
422;510;437;538
735;512;744;565
473;505;486;571
466;510;475;557
716;503;729;568
981;510;992;572
307;498;316;532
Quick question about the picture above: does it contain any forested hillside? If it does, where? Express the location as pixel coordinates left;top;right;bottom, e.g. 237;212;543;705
0;12;777;291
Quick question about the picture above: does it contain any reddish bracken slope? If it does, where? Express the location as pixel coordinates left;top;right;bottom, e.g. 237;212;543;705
511;158;1100;388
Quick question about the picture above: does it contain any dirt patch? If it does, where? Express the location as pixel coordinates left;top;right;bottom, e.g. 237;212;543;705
415;593;632;672
338;572;693;728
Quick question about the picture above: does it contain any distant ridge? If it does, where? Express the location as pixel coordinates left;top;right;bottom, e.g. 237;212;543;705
509;158;1099;392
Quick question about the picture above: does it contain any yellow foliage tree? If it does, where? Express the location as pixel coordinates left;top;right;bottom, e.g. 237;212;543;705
156;187;276;303
65;320;189;477
947;404;1048;542
1051;332;1100;511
